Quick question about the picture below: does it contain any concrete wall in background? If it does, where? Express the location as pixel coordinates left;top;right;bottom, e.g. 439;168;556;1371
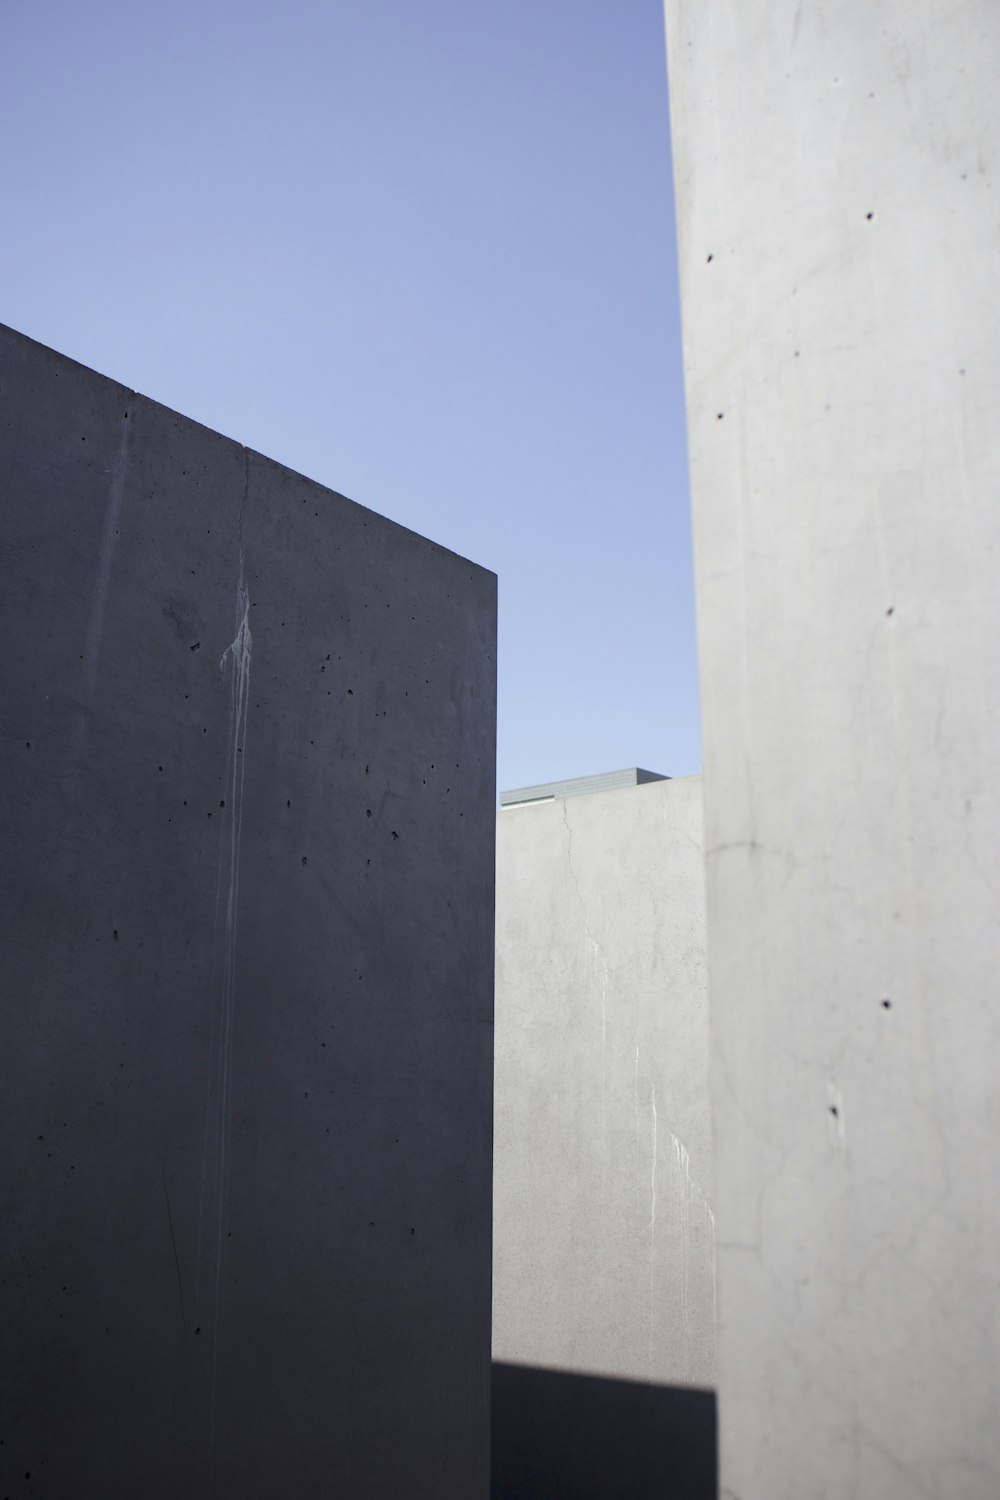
493;777;713;1389
665;5;1000;1496
0;324;496;1499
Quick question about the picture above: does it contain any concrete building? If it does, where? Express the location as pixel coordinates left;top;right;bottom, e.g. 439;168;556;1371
492;772;714;1498
0;324;495;1498
665;4;1000;1496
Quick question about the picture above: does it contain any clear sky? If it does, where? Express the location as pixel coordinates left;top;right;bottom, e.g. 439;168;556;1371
1;0;699;795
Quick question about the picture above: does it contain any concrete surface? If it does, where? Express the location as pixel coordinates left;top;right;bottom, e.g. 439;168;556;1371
491;1363;716;1500
665;4;1000;1496
493;776;713;1388
0;323;495;1498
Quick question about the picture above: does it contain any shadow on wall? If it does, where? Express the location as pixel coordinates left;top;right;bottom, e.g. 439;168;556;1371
491;1362;716;1500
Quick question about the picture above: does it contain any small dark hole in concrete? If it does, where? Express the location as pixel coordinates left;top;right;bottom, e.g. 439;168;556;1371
717;412;724;420
113;930;119;942
219;800;225;808
190;642;200;652
866;211;874;220
829;1105;839;1117
881;998;892;1010
287;799;291;808
301;856;308;866
391;831;400;840
706;253;713;262
366;809;372;818
886;606;894;617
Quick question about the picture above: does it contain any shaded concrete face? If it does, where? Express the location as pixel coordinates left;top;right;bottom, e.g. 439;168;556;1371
0;325;495;1498
665;4;1000;1496
493;778;713;1388
491;1363;716;1500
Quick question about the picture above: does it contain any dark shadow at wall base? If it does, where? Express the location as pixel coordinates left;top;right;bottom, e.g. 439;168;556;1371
491;1362;716;1500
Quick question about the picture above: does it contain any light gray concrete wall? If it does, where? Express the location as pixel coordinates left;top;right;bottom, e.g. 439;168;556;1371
493;777;713;1388
664;5;1000;1496
0;323;495;1498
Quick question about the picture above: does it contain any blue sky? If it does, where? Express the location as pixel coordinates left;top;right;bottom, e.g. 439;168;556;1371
1;0;699;794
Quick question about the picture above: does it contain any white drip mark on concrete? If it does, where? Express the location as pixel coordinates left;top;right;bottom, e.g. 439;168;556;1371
634;1043;641;1159
667;1129;715;1232
674;1133;689;1363
82;412;132;705
208;557;252;1431
636;1044;717;1379
667;1125;716;1375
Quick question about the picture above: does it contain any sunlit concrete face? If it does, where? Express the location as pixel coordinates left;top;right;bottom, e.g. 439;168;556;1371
665;3;1000;1496
0;324;496;1499
493;777;713;1388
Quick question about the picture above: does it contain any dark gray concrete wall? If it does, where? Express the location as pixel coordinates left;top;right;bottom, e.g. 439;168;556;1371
491;1364;716;1500
0;324;495;1498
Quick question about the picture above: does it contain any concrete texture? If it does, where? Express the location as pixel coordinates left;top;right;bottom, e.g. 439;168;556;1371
493;777;713;1388
0;323;495;1498
665;5;1000;1496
